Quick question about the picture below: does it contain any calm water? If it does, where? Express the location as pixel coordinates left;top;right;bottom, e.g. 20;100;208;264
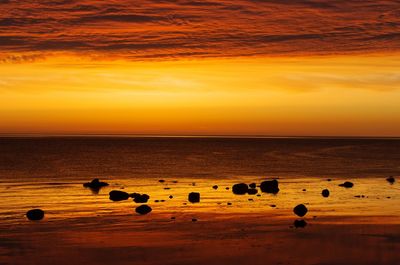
0;137;400;265
1;137;400;180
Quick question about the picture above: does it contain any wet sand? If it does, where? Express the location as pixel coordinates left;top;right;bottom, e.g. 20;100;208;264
1;176;399;265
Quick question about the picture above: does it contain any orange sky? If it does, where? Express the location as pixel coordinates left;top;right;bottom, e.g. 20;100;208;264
1;1;400;136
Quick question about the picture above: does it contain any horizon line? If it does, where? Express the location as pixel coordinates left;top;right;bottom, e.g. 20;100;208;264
0;133;400;140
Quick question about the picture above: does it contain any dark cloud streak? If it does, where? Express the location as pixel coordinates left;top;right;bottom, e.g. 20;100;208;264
1;0;400;60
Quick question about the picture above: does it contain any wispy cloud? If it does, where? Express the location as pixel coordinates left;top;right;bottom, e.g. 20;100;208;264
1;1;400;60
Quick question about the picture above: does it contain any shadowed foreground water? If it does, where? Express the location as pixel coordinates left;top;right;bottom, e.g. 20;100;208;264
0;137;399;265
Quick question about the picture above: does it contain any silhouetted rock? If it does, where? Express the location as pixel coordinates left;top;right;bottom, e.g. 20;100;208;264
26;209;44;221
249;183;256;189
158;180;165;183
247;188;258;195
386;176;395;184
327;178;332;182
135;205;152;215
109;190;130;201
322;189;330;198
212;185;218;190
302;189;307;192
169;195;173;199
270;204;276;208
225;187;230;190
192;218;197;222
171;216;176;220
188;192;200;203
293;204;308;217
83;178;109;193
133;194;150;203
260;179;279;194
339;181;354;188
227;202;232;205
164;187;171;190
232;183;248;195
294;219;307;228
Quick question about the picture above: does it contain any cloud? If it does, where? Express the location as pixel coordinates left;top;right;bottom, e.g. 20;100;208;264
1;0;400;60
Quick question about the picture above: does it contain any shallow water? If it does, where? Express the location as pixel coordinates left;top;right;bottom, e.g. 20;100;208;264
0;137;400;265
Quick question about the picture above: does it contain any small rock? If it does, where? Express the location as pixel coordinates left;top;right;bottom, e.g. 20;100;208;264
169;195;173;199
322;189;330;198
339;181;354;188
109;190;130;201
188;192;200;203
212;185;218;190
260;179;279;194
227;202;232;206
247;188;258;195
83;178;109;188
171;216;176;220
327;178;332;182
302;189;307;192
158;180;165;183
192;218;197;222
133;194;150;203
249;183;256;189
386;176;395;184
135;205;152;215
293;204;308;217
232;183;248;195
225;187;230;190
294;219;307;228
270;204;276;208
164;187;171;190
26;209;44;221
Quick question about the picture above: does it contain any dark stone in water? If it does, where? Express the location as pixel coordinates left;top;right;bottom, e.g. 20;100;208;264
322;189;330;198
260;180;279;194
302;189;307;192
249;183;256;189
133;194;150;203
293;204;308;217
327;179;332;182
232;183;248;195
247;188;258;195
386;176;395;184
83;178;109;193
171;216;176;220
212;185;218;190
26;209;44;221
135;205;152;215
159;180;165;183
192;218;197;222
188;192;200;203
294;219;307;228
169;195;173;199
164;187;171;190
109;190;130;201
227;202;232;206
225;187;230;190
339;181;354;188
270;204;276;208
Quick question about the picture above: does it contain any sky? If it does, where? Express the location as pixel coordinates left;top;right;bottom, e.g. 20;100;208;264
1;0;400;136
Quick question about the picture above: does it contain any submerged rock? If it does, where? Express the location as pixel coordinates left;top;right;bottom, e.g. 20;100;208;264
109;190;130;201
247;188;258;195
169;195;173;199
133;194;150;203
294;219;307;228
212;185;218;190
26;209;45;221
260;179;279;194
293;204;308;217
339;181;354;188
135;205;152;215
232;183;248;195
249;183;256;189
158;180;165;183
83;178;109;193
386;176;395;184
188;192;200;203
322;189;330;198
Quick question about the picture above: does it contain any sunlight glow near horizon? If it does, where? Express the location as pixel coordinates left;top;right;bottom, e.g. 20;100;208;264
1;54;400;137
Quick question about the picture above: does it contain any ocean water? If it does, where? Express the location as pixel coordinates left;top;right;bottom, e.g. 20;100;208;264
0;137;400;265
1;137;400;180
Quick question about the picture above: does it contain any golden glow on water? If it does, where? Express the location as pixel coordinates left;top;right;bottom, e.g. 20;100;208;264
1;55;400;136
1;176;399;226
